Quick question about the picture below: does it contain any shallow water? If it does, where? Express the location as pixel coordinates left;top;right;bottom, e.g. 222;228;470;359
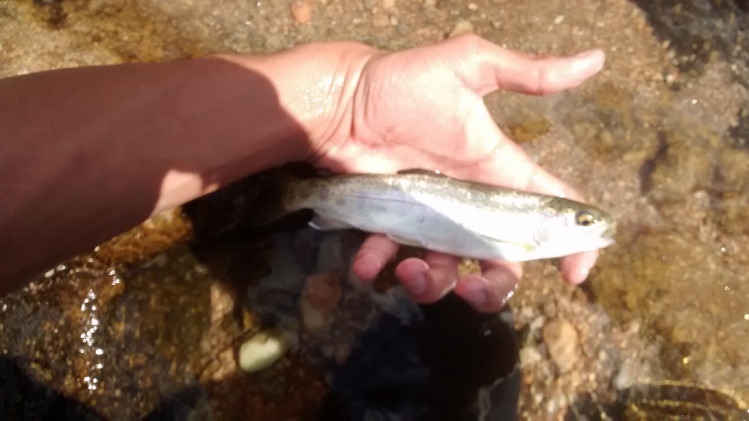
1;0;748;418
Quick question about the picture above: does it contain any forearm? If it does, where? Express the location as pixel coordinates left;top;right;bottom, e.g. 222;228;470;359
0;42;369;292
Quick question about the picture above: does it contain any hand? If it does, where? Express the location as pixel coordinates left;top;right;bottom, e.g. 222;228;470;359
312;35;606;313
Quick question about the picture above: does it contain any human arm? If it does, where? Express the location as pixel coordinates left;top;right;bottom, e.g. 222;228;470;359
0;35;606;311
0;42;368;292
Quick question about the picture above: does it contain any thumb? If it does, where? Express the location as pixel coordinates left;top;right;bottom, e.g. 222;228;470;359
447;35;605;96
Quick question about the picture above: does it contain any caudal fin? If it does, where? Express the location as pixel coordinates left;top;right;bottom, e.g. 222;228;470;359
182;165;308;241
244;168;301;227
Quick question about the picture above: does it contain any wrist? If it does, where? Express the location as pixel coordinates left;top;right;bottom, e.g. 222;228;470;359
217;41;377;166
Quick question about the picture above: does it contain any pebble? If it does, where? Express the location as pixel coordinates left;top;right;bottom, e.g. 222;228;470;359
238;328;298;373
334;345;351;365
303;272;341;312
382;0;396;10
448;20;474;38
291;0;312;24
542;318;579;373
209;349;236;382
519;347;542;368
299;272;342;333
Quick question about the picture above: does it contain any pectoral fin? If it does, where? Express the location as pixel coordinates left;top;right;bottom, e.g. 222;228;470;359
490;239;535;253
477;235;537;260
386;234;426;248
309;214;353;231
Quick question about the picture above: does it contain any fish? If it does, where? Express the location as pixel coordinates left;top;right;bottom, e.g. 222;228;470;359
254;169;615;262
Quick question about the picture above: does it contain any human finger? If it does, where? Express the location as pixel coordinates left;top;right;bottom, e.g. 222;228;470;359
394;252;459;303
445;34;605;96
454;260;522;313
351;234;400;282
560;249;600;284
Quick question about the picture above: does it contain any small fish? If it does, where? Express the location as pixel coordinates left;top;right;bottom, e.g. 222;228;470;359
254;170;615;262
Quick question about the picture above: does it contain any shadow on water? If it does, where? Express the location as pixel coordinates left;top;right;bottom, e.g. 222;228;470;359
178;168;524;420
136;295;522;421
630;0;749;87
0;356;102;420
316;296;521;421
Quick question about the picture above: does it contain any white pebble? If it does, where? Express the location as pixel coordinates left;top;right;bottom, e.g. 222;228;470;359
238;329;298;373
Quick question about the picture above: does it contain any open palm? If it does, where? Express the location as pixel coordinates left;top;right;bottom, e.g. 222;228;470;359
315;35;606;313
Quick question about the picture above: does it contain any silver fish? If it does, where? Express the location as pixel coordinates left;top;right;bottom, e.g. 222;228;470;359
257;170;615;261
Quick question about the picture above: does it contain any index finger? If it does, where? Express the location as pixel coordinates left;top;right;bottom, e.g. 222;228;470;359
439;34;606;97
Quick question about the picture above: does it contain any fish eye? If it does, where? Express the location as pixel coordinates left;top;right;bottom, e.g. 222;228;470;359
575;211;596;227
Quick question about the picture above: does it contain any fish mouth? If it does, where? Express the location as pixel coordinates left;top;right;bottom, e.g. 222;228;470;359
564;235;616;255
596;236;616;249
567;236;615;254
603;223;616;239
525;235;616;261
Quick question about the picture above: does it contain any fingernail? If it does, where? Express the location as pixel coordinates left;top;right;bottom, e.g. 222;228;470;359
574;49;600;59
572;50;605;72
462;280;487;307
404;273;427;295
579;265;591;281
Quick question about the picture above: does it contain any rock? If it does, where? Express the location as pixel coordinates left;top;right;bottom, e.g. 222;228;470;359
291;0;312;24
382;0;396;10
316;233;344;272
542;318;579;373
448;20;474;38
303;272;341;312
519;347;542;368
208;348;237;382
299;272;341;333
238;328;298;374
299;299;327;333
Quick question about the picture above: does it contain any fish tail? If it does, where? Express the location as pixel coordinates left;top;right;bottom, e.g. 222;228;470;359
245;168;300;227
182;165;313;241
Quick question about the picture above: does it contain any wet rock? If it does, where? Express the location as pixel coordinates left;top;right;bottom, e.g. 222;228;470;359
238;328;298;374
93;209;193;266
710;149;749;235
299;272;341;333
712;193;749;235
316;233;345;273
647;133;716;203
519;347;542;368
542;318;579;373
303;272;342;312
204;348;236;382
448;20;474;38
291;0;312;24
716;148;749;193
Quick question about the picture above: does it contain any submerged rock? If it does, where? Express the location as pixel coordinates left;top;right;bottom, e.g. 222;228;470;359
238;328;299;374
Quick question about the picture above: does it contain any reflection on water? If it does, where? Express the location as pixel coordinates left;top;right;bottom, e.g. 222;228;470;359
1;0;749;418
